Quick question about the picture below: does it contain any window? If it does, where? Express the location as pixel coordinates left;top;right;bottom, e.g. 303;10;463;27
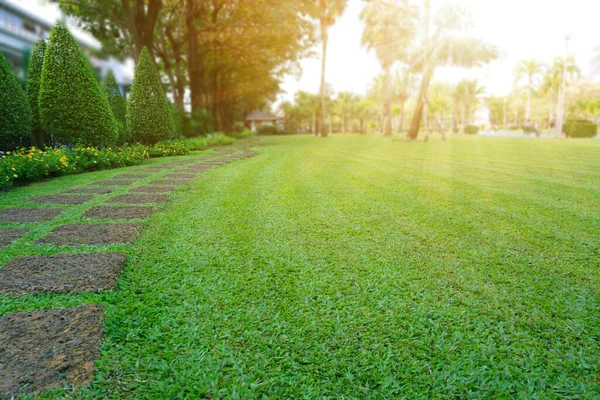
22;20;36;33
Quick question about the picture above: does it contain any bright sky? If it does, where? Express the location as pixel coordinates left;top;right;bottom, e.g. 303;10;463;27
279;0;600;102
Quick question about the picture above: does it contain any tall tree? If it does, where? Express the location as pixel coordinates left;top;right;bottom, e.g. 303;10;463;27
407;3;498;140
455;79;484;124
514;59;545;121
26;39;47;148
318;0;348;137
361;0;415;136
541;56;579;127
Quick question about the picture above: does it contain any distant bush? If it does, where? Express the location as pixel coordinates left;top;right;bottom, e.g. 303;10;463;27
26;39;47;148
563;119;597;138
228;129;254;139
184;132;235;151
256;124;285;135
145;140;189;158
0;52;32;151
127;47;175;144
102;70;129;144
39;23;118;147
464;125;479;135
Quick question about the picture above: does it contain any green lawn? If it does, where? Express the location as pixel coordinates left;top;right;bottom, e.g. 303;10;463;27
2;135;600;398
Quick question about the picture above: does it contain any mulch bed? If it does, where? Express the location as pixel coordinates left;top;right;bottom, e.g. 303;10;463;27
28;195;94;205
0;305;104;398
62;188;114;195
90;180;135;187
0;253;126;296
147;180;190;186
36;223;142;246
108;194;168;204
0;208;63;223
84;206;154;220
163;174;196;179
111;173;151;179
129;186;177;193
0;228;29;249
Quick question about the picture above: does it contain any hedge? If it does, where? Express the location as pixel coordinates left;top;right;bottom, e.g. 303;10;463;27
102;70;129;144
464;125;479;135
563;119;598;138
0;52;32;151
184;133;235;151
39;23;119;147
127;47;174;144
26;39;47;148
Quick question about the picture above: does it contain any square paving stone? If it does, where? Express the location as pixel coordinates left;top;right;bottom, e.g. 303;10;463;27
164;174;196;179
90;180;134;187
84;206;154;220
0;208;63;223
36;223;142;246
0;253;126;296
28;195;94;205
62;188;114;195
0;228;29;248
112;173;151;179
148;180;189;186
108;194;168;204
129;186;177;193
0;305;104;398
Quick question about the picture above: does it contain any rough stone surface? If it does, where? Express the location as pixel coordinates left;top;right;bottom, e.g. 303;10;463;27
0;253;126;295
112;173;151;179
84;206;154;220
163;174;196;179
62;188;114;195
90;180;134;187
108;194;168;204
36;223;142;246
129;186;177;193
148;180;189;186
0;305;105;398
0;208;63;223
0;228;29;248
28;195;94;205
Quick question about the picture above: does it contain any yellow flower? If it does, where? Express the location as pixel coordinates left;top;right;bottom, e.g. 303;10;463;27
13;174;17;178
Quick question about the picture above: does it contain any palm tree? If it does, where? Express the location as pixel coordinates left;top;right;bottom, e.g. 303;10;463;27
318;0;348;137
361;0;415;136
541;57;579;128
455;79;484;124
407;3;498;140
514;59;545;122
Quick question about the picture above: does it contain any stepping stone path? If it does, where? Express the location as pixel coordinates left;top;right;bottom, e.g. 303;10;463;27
84;205;155;220
0;305;105;398
36;223;142;246
108;194;168;204
0;208;63;223
28;195;94;205
0;228;29;248
0;148;259;396
0;253;126;296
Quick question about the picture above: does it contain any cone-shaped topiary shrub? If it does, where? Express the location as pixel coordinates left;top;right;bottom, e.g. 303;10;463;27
0;52;32;151
26;39;48;148
102;69;129;143
127;47;174;145
39;23;118;147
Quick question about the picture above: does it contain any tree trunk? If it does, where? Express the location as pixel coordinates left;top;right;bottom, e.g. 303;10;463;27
549;88;555;127
383;66;392;136
186;0;202;112
526;85;531;121
319;5;328;138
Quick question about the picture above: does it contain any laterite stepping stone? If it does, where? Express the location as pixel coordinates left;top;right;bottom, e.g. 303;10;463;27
164;174;196;179
129;186;177;193
0;253;126;295
36;223;142;246
148;179;189;186
84;206;154;220
108;194;168;204
28;195;94;205
0;208;63;223
0;305;104;398
112;173;151;179
63;188;114;195
90;180;134;187
0;228;29;249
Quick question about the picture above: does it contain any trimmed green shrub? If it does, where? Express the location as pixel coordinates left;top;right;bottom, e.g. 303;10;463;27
146;140;189;157
563;119;598;138
127;47;174;144
256;124;284;135
39;23;119;147
464;125;479;135
184;133;235;151
102;69;129;143
26;39;48;148
228;129;254;139
0;52;32;151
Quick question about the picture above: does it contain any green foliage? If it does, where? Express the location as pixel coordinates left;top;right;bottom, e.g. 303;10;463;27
145;140;189;157
26;39;47;148
102;69;129;143
256;124;286;135
0;52;32;151
38;23;119;147
184;133;235;151
127;47;174;145
228;129;254;139
464;125;479;135
172;107;214;139
563;119;598;138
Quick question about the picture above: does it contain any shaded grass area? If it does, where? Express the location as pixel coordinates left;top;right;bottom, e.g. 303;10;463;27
3;135;600;398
